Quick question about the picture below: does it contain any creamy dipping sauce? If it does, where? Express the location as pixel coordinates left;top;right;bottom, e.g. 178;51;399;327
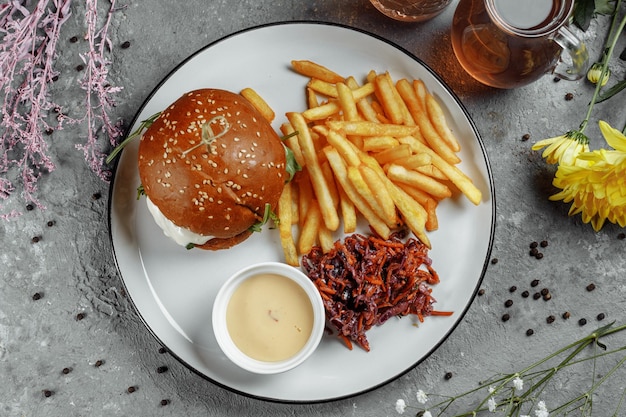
226;273;314;362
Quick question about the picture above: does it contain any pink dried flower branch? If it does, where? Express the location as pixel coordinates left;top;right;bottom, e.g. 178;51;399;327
75;0;124;182
0;0;124;218
0;0;73;217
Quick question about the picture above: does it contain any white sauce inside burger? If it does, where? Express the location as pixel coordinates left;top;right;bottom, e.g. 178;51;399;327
146;197;212;246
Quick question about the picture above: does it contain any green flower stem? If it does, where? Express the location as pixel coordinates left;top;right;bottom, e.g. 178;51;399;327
579;0;625;134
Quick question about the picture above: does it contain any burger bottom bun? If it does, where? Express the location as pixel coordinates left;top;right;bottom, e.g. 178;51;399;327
193;229;254;251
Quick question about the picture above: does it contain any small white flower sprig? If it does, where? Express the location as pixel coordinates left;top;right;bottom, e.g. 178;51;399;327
395;322;626;416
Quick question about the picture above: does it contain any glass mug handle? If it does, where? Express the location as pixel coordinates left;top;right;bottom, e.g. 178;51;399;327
552;25;589;81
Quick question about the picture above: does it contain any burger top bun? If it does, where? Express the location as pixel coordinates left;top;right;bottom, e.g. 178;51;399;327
138;88;287;249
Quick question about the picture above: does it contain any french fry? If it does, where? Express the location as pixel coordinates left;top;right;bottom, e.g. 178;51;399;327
288;112;340;231
326;129;361;167
386;182;430;248
295;169;314;226
327;120;419;137
396;79;460;165
277;182;299;266
416;164;447;181
337;185;357;234
426;93;461;152
336;82;360;122
399;135;482;205
362;136;400;152
413;79;428;108
280;122;305;168
306;87;321;109
387;163;452;200
359;164;397;227
318;221;335;253
324;146;391;239
374;73;405;125
291;60;344;83
346;76;379;123
394;182;439;232
372;143;412;166
299;199;322;255
307;78;338;98
393;153;432;170
240;88;275;122
347;165;393;227
302;101;341;121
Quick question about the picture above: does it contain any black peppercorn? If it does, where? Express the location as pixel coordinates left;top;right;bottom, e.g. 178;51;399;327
26;204;34;211
526;329;534;336
69;36;78;43
490;258;498;265
543;292;552;301
533;292;541;300
521;290;530;298
502;313;510;322
597;313;606;321
158;347;167;354
76;312;85;321
32;292;42;301
579;318;587;326
618;232;626;240
76;64;84;71
444;372;453;380
529;248;539;256
529;241;538;249
586;283;596;292
94;359;104;367
504;299;513;308
43;389;54;397
521;133;530;141
160;399;170;406
127;386;136;393
547;315;555;324
31;236;41;243
92;192;101;200
156;366;168;374
47;220;55;227
535;252;544;259
540;240;548;247
478;289;485;296
540;288;549;296
531;279;540;287
121;40;131;49
62;367;72;374
565;92;574;100
563;311;571;319
509;286;517;293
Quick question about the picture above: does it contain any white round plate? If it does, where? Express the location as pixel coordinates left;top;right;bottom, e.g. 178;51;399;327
108;21;495;403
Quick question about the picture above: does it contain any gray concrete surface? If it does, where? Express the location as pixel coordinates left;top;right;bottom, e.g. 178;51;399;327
2;1;626;416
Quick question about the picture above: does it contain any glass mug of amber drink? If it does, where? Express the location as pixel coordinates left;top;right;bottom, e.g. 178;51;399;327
370;0;453;22
451;0;588;89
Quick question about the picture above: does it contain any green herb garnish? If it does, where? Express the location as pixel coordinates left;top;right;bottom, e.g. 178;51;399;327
249;203;279;233
105;111;162;165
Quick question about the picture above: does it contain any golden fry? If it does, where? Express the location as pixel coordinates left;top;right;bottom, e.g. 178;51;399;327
396;79;460;165
299;199;322;255
362;136;400;152
393;153;432;170
291;60;344;83
280;122;305;168
359;164;397;227
307;78;338;98
278;182;299;266
324;147;391;239
336;82;360;121
327;120;419;137
347;165;392;227
240;87;275;122
387;163;452;200
426;93;461;152
374;73;405;125
318;221;335;253
399;136;482;205
288;112;340;231
326;129;361;167
337;185;357;234
372;143;412;166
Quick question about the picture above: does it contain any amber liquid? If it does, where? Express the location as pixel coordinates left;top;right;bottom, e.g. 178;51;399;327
451;0;563;88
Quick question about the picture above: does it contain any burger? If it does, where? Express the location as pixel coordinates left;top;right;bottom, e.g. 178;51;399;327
137;88;287;250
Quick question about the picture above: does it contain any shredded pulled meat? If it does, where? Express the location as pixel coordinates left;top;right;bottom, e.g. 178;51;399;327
301;230;451;352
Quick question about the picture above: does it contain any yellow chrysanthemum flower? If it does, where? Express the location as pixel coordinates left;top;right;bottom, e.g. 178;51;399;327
549;121;626;231
532;130;590;166
586;62;610;87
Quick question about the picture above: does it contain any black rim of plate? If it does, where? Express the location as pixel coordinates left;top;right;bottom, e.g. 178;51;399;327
106;20;496;404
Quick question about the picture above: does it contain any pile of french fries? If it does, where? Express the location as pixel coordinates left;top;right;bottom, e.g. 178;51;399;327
243;60;482;266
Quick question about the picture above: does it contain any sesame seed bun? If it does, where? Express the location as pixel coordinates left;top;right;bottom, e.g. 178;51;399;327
138;88;287;250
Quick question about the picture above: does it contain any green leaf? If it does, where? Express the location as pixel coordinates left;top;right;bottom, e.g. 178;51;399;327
573;0;597;31
597;80;626;102
595;0;617;15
